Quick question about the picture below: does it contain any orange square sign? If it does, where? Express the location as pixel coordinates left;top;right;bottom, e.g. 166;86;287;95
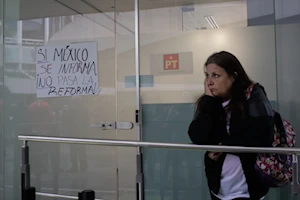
164;54;179;70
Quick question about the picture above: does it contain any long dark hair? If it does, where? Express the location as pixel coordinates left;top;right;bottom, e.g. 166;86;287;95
196;51;253;111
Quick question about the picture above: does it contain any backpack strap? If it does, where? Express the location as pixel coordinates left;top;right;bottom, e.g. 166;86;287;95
273;111;287;145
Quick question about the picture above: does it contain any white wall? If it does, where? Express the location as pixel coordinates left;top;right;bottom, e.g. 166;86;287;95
48;25;278;121
116;26;277;105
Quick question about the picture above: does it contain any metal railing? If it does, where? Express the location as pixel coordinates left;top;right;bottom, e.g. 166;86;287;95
18;135;300;154
36;192;103;200
18;135;300;199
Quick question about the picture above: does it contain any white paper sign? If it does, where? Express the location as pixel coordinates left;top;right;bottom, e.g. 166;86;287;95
36;42;98;98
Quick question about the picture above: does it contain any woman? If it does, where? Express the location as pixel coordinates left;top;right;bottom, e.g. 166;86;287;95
188;51;274;200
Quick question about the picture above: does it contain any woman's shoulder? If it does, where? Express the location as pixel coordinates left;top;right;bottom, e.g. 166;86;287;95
249;83;268;101
248;83;273;117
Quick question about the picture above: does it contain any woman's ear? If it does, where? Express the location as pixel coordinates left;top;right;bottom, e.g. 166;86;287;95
234;72;238;78
230;72;238;82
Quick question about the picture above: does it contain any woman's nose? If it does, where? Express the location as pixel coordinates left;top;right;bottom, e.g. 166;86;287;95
207;77;214;85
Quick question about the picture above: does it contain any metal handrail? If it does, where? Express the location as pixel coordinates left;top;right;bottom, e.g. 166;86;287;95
36;192;103;200
18;135;300;154
18;135;300;197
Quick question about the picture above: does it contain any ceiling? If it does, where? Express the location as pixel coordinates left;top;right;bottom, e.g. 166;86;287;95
20;0;242;20
183;1;246;30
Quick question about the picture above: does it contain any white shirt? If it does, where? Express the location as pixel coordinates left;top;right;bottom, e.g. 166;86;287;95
212;100;250;200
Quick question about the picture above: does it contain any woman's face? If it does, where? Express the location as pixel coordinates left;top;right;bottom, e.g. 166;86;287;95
205;63;235;98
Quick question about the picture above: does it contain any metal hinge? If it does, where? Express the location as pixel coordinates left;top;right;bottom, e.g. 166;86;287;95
136;110;140;124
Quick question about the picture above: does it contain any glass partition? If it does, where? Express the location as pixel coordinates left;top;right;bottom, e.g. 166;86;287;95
274;0;300;199
1;0;300;199
4;0;21;199
3;0;137;199
0;0;3;198
137;0;285;199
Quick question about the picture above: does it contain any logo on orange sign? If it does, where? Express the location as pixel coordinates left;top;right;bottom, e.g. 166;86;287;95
164;54;179;70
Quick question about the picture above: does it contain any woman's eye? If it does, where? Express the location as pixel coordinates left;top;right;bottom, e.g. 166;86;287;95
213;74;220;78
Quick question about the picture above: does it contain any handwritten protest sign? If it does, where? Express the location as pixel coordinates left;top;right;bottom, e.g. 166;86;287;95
36;42;98;98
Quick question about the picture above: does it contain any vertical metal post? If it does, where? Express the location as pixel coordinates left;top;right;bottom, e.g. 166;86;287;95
21;141;30;187
21;140;32;199
113;2;120;199
58;16;62;30
17;20;22;70
44;18;49;44
134;0;141;143
292;154;300;195
134;0;144;199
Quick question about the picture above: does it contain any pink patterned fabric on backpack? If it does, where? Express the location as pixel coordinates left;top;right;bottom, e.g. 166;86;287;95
246;84;296;187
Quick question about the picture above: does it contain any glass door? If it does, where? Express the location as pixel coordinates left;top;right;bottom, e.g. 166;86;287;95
3;0;138;199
